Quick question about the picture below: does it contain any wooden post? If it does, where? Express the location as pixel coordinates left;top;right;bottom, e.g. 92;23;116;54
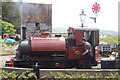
33;63;40;79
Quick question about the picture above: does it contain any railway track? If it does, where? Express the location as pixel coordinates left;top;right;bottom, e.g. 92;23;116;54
1;67;120;78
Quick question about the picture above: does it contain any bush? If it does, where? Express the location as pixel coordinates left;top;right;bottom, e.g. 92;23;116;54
0;70;37;80
0;70;120;80
50;72;120;80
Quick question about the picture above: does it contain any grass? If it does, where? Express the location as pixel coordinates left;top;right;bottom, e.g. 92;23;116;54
0;40;17;55
0;49;15;55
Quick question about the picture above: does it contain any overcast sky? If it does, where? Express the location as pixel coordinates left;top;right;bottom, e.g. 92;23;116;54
14;0;120;32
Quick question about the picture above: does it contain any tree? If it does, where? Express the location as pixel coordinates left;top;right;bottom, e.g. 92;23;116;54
0;20;16;35
0;0;2;36
2;2;21;34
0;0;2;19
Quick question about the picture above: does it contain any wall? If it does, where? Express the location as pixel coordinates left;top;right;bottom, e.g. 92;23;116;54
21;3;52;39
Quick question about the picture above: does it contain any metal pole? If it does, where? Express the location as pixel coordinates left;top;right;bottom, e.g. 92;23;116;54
82;23;83;28
95;13;97;23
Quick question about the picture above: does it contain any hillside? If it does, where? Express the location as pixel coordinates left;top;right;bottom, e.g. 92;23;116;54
99;30;118;36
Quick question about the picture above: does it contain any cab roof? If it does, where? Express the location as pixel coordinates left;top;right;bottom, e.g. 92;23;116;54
74;27;99;31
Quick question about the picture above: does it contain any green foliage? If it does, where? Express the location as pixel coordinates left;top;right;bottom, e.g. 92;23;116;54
18;71;37;79
1;70;37;80
118;35;120;51
0;20;16;35
1;70;18;79
1;70;120;80
2;2;21;34
0;1;1;19
50;72;120;80
100;35;118;45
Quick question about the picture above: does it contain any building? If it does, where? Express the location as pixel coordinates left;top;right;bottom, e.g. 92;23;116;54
21;3;52;39
97;42;117;53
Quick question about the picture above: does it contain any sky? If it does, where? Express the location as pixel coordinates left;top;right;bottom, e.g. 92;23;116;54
14;0;120;32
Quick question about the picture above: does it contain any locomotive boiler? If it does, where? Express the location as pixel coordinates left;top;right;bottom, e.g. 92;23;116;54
6;26;99;69
19;33;66;59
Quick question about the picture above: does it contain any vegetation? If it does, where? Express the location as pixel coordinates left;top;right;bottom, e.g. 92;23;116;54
0;70;120;80
118;35;120;52
99;35;118;45
0;0;2;19
50;72;120;80
0;20;16;35
0;40;17;55
2;2;21;34
1;70;37;79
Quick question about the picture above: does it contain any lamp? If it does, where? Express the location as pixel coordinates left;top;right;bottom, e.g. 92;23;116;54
80;9;87;28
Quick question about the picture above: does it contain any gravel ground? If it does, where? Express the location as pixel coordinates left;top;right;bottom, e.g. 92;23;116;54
0;55;15;67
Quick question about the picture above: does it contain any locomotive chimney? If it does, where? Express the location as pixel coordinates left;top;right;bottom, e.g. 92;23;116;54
22;27;26;40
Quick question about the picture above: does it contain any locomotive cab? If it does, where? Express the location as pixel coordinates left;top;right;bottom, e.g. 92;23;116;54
67;27;99;66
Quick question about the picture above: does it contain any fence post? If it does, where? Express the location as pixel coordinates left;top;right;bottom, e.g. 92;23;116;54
33;63;39;79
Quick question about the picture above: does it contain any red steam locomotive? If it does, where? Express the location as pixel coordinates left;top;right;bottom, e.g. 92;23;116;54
6;26;99;69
